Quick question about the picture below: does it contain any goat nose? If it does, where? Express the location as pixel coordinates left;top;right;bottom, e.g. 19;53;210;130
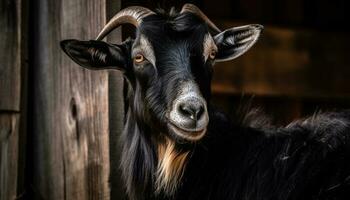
178;102;204;122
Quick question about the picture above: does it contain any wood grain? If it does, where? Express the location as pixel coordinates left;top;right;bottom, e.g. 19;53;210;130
106;0;125;199
0;1;24;199
31;0;110;199
0;0;21;111
0;114;20;200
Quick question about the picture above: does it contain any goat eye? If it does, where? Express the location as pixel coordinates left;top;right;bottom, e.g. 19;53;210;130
134;54;145;64
209;50;216;60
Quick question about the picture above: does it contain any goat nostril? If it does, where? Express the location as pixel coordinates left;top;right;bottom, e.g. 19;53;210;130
179;104;194;118
178;103;205;121
196;106;204;120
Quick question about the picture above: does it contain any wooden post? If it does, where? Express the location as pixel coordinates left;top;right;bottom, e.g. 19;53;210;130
0;0;21;112
31;0;111;199
0;0;23;199
0;114;20;200
106;0;125;199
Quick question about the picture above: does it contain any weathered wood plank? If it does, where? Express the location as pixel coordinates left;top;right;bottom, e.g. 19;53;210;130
32;0;110;199
213;21;350;98
106;0;125;199
0;113;20;200
0;0;21;111
0;1;26;199
16;0;28;196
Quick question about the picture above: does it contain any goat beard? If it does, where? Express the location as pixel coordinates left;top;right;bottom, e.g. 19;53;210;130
155;136;190;196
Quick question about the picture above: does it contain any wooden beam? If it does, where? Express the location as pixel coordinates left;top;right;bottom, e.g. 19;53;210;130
31;0;110;199
0;113;20;200
106;0;125;199
0;0;25;199
0;0;21;111
212;21;350;98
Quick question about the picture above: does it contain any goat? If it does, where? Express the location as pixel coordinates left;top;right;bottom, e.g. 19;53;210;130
60;4;350;200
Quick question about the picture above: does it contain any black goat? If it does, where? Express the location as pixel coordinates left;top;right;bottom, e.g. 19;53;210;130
60;4;350;200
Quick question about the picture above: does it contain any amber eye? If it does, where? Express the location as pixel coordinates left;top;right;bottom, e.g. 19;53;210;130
209;50;216;60
134;54;145;64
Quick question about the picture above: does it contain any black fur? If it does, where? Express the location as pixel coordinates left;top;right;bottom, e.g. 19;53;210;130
61;7;350;200
175;109;350;200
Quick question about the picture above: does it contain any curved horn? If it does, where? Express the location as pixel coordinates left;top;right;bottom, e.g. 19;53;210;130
181;4;221;33
96;6;154;40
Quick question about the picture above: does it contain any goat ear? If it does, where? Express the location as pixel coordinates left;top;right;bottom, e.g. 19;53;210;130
60;39;128;71
214;24;263;62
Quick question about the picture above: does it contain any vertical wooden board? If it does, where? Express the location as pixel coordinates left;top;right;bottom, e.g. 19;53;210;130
0;0;21;111
108;71;125;200
0;114;19;200
16;0;28;196
0;0;24;199
106;0;125;199
32;0;110;199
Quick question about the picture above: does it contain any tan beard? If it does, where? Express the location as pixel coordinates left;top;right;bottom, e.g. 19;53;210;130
155;137;190;195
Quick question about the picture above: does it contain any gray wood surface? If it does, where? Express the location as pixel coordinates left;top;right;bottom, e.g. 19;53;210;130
0;1;23;200
106;1;125;199
31;0;111;199
0;114;20;200
0;0;21;111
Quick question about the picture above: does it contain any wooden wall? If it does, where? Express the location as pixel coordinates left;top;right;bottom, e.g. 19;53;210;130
0;0;124;199
0;0;25;199
30;0;110;199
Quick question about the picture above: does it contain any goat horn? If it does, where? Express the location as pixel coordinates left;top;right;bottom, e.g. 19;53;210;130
180;4;221;33
96;6;154;40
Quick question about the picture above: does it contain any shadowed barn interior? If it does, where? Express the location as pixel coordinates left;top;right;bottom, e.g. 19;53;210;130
0;0;349;200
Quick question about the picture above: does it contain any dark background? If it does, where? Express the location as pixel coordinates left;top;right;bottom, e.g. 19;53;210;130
0;0;349;199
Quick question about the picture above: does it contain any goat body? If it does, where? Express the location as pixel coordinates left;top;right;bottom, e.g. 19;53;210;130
177;109;350;200
124;106;350;200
